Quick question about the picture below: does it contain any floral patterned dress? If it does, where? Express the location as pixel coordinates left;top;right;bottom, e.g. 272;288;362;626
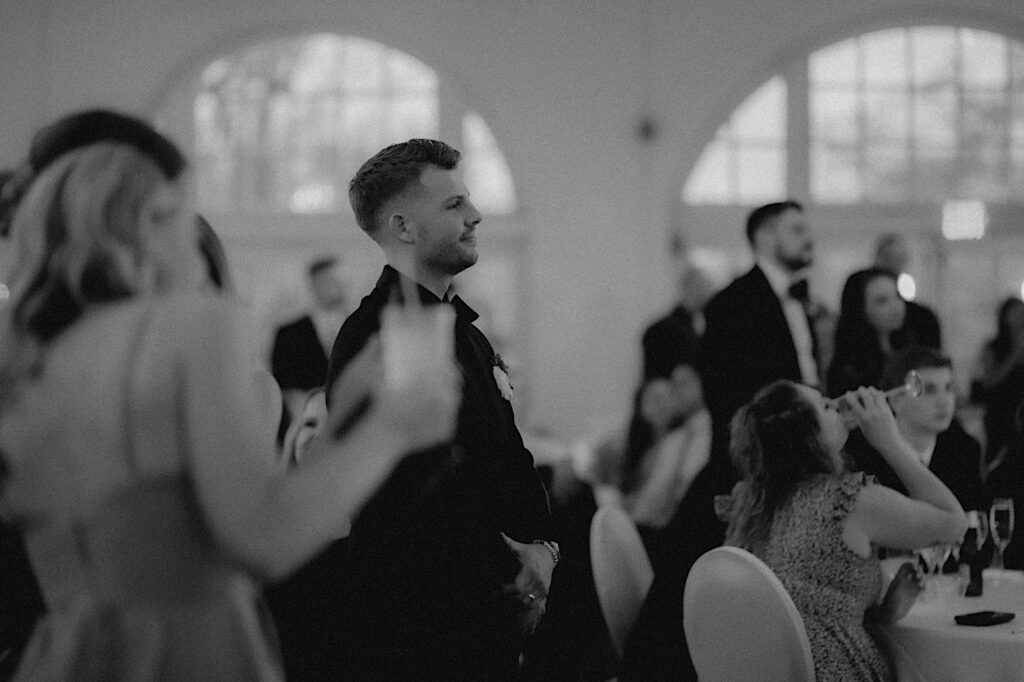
748;473;894;681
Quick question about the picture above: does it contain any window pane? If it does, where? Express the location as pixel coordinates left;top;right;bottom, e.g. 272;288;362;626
864;142;909;200
961;29;1008;88
732;77;786;141
1013;92;1024;146
916;147;958;200
811;146;860;203
683;139;732;204
911;27;957;84
811;89;857;143
462;112;517;215
1013;42;1024;90
913;85;956;147
864;28;907;86
864;90;908;141
736;147;785;202
1009;146;1024;200
810;38;857;86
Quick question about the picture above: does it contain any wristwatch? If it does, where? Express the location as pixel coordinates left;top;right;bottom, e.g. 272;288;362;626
532;539;561;566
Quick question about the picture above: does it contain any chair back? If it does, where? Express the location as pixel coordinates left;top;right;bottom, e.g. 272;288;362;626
683;546;815;682
589;505;655;658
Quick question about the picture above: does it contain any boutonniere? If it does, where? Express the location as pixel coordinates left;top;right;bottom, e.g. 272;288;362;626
492;354;514;401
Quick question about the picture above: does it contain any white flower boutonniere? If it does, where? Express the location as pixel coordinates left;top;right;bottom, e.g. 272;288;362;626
492;354;514;401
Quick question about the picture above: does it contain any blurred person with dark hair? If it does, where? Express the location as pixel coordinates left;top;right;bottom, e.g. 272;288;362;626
271;255;348;426
971;296;1024;468
846;347;983;514
873;232;942;350
0;111;458;681
623;200;822;680
826;267;909;397
641;261;717;382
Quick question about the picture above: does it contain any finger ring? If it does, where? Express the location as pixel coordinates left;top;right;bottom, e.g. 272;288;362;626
527;593;536;602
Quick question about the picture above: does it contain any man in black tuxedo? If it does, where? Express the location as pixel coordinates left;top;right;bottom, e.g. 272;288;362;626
279;139;556;680
622;200;819;680
641;262;717;382
846;347;983;512
270;256;347;421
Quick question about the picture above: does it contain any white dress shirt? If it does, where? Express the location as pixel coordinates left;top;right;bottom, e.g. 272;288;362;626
757;257;820;387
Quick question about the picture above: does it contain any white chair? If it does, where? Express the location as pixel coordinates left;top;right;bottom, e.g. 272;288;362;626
683;546;816;682
589;505;655;659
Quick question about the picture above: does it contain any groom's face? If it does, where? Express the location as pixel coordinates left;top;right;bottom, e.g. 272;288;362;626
771;208;814;272
402;164;482;276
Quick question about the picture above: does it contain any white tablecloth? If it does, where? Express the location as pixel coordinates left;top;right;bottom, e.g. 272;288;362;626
875;570;1024;682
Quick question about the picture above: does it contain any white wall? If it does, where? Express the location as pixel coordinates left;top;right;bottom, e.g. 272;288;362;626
3;0;1024;439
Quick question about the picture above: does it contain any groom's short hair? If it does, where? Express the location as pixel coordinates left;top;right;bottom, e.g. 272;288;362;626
880;347;952;391
349;139;461;237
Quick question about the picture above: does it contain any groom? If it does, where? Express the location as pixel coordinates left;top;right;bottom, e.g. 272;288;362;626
310;139;556;679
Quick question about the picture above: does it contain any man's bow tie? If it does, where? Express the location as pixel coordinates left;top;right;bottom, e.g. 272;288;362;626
788;279;810;303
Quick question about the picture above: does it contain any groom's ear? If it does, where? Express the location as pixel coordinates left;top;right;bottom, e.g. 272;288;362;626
387;212;415;244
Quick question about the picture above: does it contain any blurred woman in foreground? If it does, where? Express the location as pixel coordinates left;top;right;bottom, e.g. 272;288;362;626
720;381;965;681
0;111;458;680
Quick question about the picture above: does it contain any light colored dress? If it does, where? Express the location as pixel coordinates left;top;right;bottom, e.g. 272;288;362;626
750;473;894;681
0;295;283;681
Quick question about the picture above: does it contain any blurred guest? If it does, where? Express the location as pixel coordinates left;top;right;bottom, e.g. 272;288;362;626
0;110;458;681
641;262;716;382
873;232;942;349
971;296;1024;467
721;381;966;680
826;267;907;396
623;200;819;681
847;347;983;514
271;256;347;423
592;366;709;565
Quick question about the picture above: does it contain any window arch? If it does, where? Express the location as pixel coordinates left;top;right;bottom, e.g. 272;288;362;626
194;32;517;216
682;25;1024;206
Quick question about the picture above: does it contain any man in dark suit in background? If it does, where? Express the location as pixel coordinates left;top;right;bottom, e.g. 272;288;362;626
270;256;347;422
846;347;983;513
623;200;819;681
641;261;717;382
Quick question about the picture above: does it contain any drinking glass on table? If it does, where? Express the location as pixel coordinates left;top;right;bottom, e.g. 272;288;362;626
990;498;1016;570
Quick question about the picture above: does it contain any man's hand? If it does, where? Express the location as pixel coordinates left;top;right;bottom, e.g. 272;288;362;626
501;533;556;635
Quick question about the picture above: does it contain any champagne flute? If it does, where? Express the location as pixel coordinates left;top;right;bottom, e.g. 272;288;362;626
990;498;1016;570
975;508;989;551
829;370;923;426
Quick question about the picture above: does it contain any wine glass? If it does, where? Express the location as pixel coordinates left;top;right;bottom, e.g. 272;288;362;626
975;509;989;551
990;498;1016;570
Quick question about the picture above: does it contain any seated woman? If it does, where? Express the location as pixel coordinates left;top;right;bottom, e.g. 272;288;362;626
590;366;710;562
720;381;966;681
0;110;458;681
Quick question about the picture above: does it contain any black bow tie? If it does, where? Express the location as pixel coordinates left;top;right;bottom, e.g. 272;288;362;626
788;279;810;303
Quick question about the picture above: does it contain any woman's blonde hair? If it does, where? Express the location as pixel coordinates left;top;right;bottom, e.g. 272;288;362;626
0;143;172;398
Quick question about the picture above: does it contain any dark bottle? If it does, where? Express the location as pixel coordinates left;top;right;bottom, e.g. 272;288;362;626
961;526;983;597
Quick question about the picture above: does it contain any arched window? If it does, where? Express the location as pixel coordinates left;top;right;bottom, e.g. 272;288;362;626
194;33;517;216
679;24;1024;394
684;26;1024;207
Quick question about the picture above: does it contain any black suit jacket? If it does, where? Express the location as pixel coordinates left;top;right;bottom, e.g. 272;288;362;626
642;305;700;381
698;265;804;434
272;266;551;680
844;423;983;512
270;315;327;392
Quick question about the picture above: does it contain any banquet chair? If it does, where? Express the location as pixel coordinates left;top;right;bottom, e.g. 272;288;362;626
589;505;655;660
683;546;815;682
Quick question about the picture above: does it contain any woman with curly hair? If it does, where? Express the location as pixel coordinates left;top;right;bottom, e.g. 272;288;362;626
719;380;965;681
